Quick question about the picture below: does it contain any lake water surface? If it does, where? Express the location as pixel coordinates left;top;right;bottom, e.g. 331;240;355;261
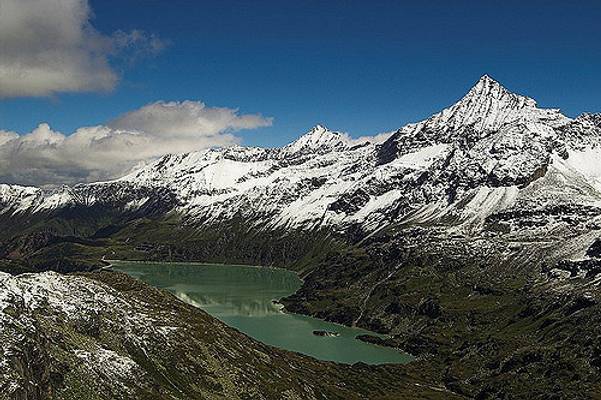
112;261;412;365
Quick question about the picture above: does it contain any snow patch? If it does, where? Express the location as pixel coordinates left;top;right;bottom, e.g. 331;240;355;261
459;186;519;226
565;148;601;191
393;144;449;169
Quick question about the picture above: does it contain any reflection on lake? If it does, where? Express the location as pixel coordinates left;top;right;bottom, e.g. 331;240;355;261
113;262;412;365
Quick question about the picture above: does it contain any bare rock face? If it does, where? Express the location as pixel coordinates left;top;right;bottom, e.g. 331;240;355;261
586;238;601;258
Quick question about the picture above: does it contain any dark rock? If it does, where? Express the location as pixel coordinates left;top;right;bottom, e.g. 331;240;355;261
312;330;340;337
417;297;441;319
586;238;601;258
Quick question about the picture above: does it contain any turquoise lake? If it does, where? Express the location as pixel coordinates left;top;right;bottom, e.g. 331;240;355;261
112;261;412;365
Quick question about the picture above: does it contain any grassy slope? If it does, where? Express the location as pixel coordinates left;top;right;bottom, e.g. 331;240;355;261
281;229;601;399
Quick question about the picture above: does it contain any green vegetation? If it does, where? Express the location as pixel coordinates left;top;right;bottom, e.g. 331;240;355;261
2;211;601;398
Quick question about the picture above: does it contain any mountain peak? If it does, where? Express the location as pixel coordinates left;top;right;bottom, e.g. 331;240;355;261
464;74;516;103
476;73;498;85
406;75;570;134
284;124;349;154
309;124;329;133
298;124;337;141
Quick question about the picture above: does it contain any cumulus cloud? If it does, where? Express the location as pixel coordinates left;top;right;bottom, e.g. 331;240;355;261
0;101;272;187
0;0;167;98
109;101;273;138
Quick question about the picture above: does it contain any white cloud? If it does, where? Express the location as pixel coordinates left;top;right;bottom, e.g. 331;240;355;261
0;101;272;187
109;101;273;138
349;131;395;145
111;30;168;65
0;0;167;98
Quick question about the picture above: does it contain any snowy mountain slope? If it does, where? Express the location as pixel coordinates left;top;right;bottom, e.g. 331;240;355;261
1;75;600;241
406;74;569;134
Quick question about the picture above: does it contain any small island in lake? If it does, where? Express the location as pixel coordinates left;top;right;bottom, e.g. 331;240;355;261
313;330;340;337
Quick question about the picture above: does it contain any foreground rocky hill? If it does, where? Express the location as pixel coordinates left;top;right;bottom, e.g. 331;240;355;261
1;75;601;398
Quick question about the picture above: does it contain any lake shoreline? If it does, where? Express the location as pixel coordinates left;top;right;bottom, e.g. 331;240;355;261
110;260;413;365
107;259;396;343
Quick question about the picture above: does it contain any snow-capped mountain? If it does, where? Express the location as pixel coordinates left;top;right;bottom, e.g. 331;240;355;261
1;75;600;241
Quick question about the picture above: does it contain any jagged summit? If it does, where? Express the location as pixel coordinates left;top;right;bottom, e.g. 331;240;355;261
298;124;337;141
459;74;539;117
283;124;350;154
427;75;569;133
386;75;571;150
309;124;329;133
463;74;535;110
477;73;495;82
576;112;601;127
467;74;513;98
377;76;571;166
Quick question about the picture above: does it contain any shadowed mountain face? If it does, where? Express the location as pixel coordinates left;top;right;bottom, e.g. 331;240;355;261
1;76;601;398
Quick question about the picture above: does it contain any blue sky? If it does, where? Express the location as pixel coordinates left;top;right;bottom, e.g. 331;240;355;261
1;0;600;150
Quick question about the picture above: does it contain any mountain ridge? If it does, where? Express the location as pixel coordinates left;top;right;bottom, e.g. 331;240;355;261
1;75;599;243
